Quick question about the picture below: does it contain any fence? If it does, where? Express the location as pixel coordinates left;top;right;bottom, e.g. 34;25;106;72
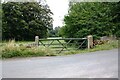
35;35;93;53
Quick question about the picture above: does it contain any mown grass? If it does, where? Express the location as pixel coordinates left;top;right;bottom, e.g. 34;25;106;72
1;40;118;59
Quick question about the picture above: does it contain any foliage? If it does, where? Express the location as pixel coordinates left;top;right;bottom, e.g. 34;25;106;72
60;2;120;39
48;26;61;37
0;4;2;42
110;2;120;38
2;2;53;41
1;40;56;58
1;39;118;58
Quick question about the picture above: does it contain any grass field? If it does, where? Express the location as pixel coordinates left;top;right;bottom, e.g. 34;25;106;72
62;40;118;55
1;39;118;59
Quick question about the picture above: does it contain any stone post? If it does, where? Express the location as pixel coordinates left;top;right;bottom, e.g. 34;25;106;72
35;36;39;46
87;35;93;49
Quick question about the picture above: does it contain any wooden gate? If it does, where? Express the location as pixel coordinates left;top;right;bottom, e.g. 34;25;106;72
35;35;93;54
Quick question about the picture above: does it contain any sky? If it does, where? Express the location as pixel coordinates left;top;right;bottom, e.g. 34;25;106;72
2;0;120;28
46;0;69;28
1;0;69;28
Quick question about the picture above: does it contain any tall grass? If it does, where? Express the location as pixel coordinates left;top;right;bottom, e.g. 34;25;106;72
1;40;56;58
1;40;118;58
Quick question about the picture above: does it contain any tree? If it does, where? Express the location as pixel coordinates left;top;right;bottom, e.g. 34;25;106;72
0;4;2;41
2;2;53;40
110;2;120;38
53;26;61;37
61;2;120;39
48;26;61;37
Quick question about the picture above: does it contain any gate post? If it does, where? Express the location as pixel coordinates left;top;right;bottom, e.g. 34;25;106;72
87;35;93;49
35;36;39;46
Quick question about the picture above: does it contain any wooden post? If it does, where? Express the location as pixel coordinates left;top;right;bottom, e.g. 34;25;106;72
87;35;93;49
35;36;39;46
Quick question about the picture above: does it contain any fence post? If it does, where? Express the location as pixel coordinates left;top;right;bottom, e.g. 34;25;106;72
87;35;93;49
35;36;39;46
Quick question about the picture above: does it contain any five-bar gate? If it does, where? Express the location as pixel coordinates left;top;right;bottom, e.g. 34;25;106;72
35;35;93;54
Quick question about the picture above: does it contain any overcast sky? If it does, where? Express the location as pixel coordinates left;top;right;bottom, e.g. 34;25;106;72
46;0;69;28
1;0;69;28
2;0;120;28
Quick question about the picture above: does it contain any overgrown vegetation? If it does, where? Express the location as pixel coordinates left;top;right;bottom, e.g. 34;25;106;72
1;40;56;58
1;2;119;59
1;40;118;59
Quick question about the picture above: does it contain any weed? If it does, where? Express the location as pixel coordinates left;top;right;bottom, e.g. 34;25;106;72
1;40;118;58
1;40;56;58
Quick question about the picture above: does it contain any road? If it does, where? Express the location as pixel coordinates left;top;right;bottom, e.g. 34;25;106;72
2;49;118;78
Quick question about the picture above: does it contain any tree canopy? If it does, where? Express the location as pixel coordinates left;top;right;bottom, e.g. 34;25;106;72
2;2;53;40
60;2;120;39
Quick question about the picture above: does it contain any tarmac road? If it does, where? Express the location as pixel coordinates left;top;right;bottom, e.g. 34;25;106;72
2;49;118;78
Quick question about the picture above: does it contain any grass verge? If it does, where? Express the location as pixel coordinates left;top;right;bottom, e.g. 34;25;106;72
1;40;57;59
1;40;118;59
62;40;118;55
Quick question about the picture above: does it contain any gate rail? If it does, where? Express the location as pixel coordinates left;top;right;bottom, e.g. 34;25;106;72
35;35;93;54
